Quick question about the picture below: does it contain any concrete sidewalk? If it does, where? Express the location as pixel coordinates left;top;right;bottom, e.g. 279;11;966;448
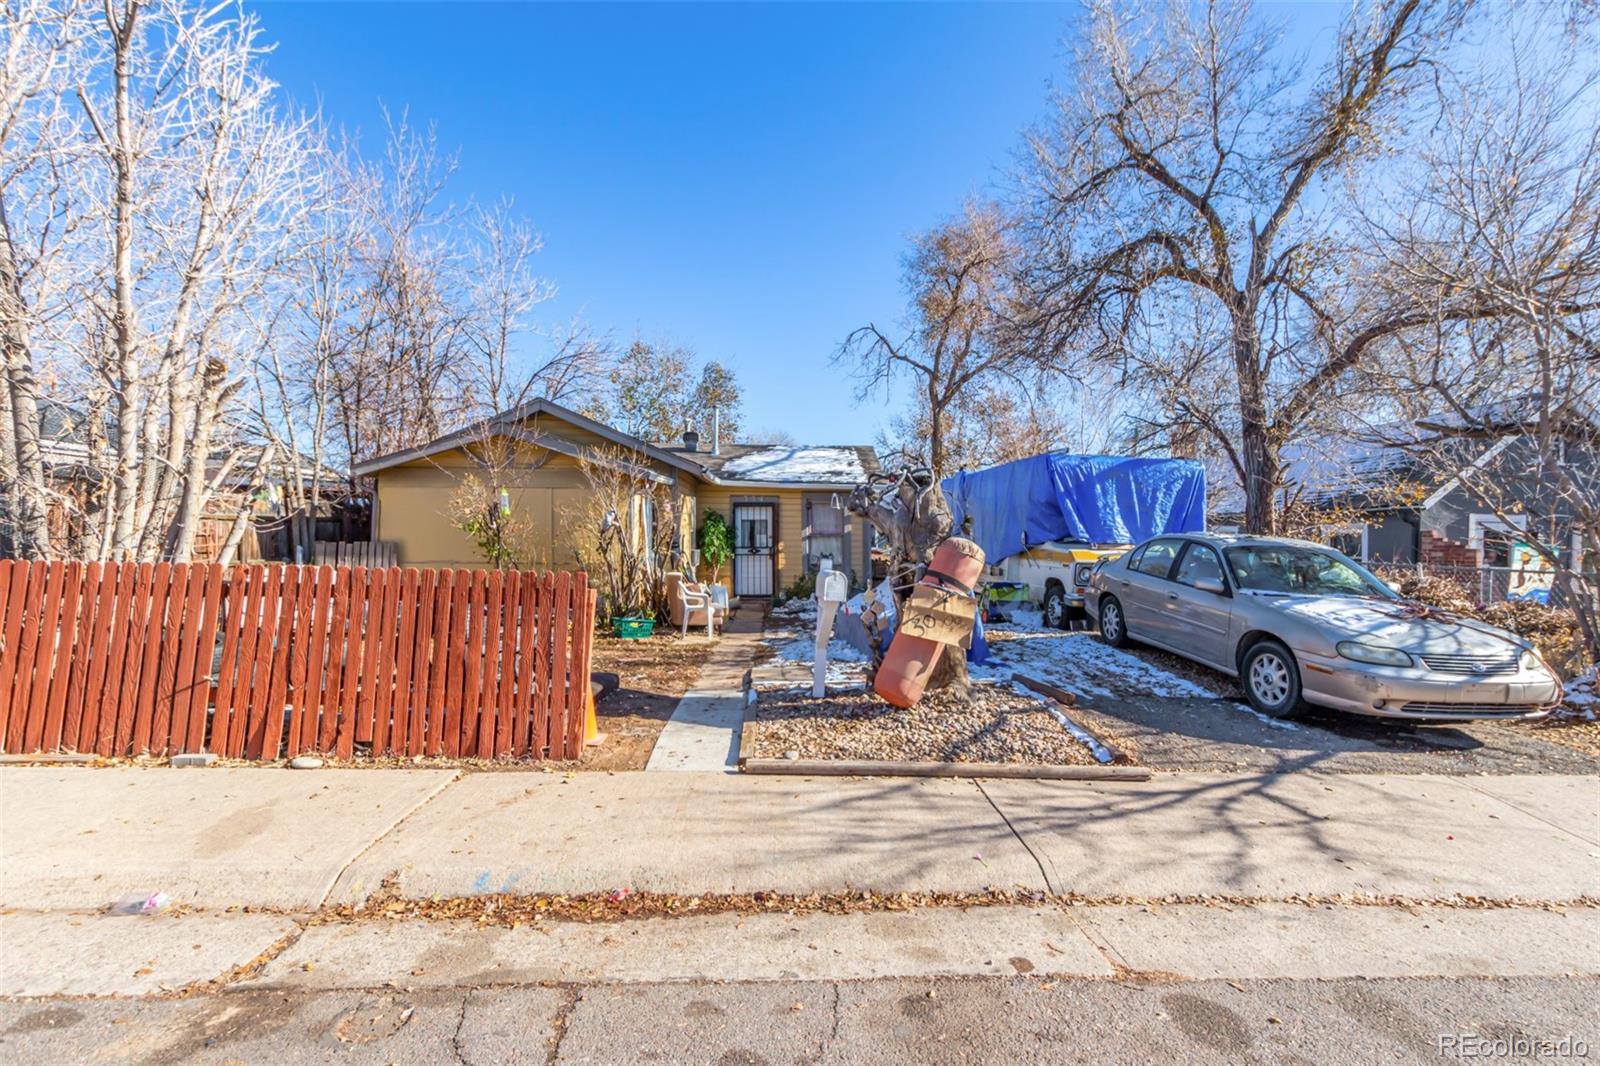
3;766;1594;911
645;610;765;772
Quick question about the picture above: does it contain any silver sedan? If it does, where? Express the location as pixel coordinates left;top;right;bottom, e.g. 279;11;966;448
1087;533;1562;721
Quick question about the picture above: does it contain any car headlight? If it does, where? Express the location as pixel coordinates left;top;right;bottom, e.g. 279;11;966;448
1520;649;1542;672
1336;641;1415;668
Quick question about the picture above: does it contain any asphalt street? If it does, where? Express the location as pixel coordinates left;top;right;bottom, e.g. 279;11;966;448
2;975;1594;1065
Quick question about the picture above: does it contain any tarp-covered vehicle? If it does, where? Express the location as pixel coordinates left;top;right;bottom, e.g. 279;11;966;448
942;454;1207;628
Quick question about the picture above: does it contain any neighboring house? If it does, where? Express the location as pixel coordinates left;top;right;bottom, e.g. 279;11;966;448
351;397;880;596
1211;416;1596;602
7;398;348;562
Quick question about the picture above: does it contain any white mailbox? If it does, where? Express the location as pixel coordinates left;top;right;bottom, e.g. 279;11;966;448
813;566;850;698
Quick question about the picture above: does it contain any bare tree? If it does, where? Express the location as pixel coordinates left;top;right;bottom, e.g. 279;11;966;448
839;201;1032;482
1018;0;1474;534
1361;26;1600;662
3;0;317;561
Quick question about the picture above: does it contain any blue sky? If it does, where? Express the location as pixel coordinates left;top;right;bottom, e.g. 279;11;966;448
249;1;1071;444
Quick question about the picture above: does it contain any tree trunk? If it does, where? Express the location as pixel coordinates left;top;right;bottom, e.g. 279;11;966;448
0;195;53;557
847;469;971;696
1232;315;1279;535
107;5;143;560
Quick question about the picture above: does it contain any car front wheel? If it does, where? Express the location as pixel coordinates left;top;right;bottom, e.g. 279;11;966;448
1241;640;1303;718
1098;595;1130;647
1044;585;1070;630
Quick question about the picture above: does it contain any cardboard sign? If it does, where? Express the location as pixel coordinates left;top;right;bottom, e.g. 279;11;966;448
900;585;978;649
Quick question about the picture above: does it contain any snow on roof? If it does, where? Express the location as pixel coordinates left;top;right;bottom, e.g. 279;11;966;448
717;446;868;484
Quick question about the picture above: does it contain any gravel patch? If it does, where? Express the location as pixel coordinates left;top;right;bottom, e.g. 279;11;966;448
749;684;1099;765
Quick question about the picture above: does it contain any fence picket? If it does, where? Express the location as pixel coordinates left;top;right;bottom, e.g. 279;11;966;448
0;561;22;750
104;563;145;756
405;568;436;757
441;570;470;758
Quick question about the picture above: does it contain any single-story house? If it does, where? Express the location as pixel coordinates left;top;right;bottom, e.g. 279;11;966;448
351;398;881;597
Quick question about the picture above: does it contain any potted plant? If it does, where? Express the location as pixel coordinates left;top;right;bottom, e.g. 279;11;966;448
697;510;734;605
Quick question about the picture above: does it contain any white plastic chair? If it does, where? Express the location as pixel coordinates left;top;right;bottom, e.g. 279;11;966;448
677;579;725;639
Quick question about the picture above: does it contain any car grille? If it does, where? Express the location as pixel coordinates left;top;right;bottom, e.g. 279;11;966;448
1400;701;1543;718
1417;653;1520;676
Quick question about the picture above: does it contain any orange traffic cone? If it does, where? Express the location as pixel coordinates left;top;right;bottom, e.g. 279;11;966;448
583;686;606;747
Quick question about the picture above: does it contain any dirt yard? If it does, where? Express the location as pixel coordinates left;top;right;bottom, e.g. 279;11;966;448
581;632;716;771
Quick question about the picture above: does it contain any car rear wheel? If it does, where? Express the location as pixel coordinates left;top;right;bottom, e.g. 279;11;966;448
1241;640;1303;718
1098;595;1130;647
1044;585;1070;630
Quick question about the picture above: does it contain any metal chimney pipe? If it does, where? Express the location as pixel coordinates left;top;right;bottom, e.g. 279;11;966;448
712;405;721;455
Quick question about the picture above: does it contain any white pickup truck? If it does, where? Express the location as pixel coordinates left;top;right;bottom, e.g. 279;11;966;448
987;541;1129;629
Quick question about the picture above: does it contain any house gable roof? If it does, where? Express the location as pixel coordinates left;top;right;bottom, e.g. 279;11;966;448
352;398;879;488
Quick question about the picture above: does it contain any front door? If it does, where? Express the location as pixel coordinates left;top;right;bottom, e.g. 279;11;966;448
733;504;775;597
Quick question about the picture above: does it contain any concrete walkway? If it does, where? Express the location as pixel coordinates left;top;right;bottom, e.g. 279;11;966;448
644;607;765;772
3;767;1595;911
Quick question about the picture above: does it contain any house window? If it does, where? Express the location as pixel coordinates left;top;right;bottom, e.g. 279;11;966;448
805;497;846;574
1467;513;1528;562
1321;523;1368;562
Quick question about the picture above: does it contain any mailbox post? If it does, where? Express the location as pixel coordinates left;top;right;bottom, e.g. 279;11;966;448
813;564;850;697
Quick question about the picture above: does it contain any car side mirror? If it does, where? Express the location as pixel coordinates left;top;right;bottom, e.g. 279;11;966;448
1195;577;1227;596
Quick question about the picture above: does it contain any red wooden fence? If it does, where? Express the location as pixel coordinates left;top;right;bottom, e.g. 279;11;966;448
0;561;597;761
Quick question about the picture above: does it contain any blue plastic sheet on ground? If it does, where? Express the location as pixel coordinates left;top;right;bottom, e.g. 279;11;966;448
942;454;1207;566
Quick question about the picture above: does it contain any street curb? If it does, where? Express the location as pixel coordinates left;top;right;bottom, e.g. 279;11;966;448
740;758;1151;781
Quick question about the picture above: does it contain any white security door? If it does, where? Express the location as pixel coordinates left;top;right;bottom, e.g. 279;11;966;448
733;504;775;597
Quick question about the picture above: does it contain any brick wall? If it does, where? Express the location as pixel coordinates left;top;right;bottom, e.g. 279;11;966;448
1420;530;1480;567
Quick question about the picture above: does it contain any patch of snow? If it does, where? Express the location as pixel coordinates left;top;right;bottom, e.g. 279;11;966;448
719;446;866;484
967;660;1016;685
989;631;1223;700
767;635;871;664
1228;702;1299;731
1038;699;1114;764
988;607;1046;631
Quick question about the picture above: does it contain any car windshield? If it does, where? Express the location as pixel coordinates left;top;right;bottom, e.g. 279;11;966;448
1223;545;1394;598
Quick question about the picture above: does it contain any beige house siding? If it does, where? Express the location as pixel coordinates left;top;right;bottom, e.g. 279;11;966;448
365;406;871;592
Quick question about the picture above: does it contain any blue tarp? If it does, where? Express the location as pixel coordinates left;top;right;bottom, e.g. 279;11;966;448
942;454;1207;566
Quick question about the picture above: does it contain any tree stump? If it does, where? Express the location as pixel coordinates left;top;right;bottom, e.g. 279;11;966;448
846;468;971;698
